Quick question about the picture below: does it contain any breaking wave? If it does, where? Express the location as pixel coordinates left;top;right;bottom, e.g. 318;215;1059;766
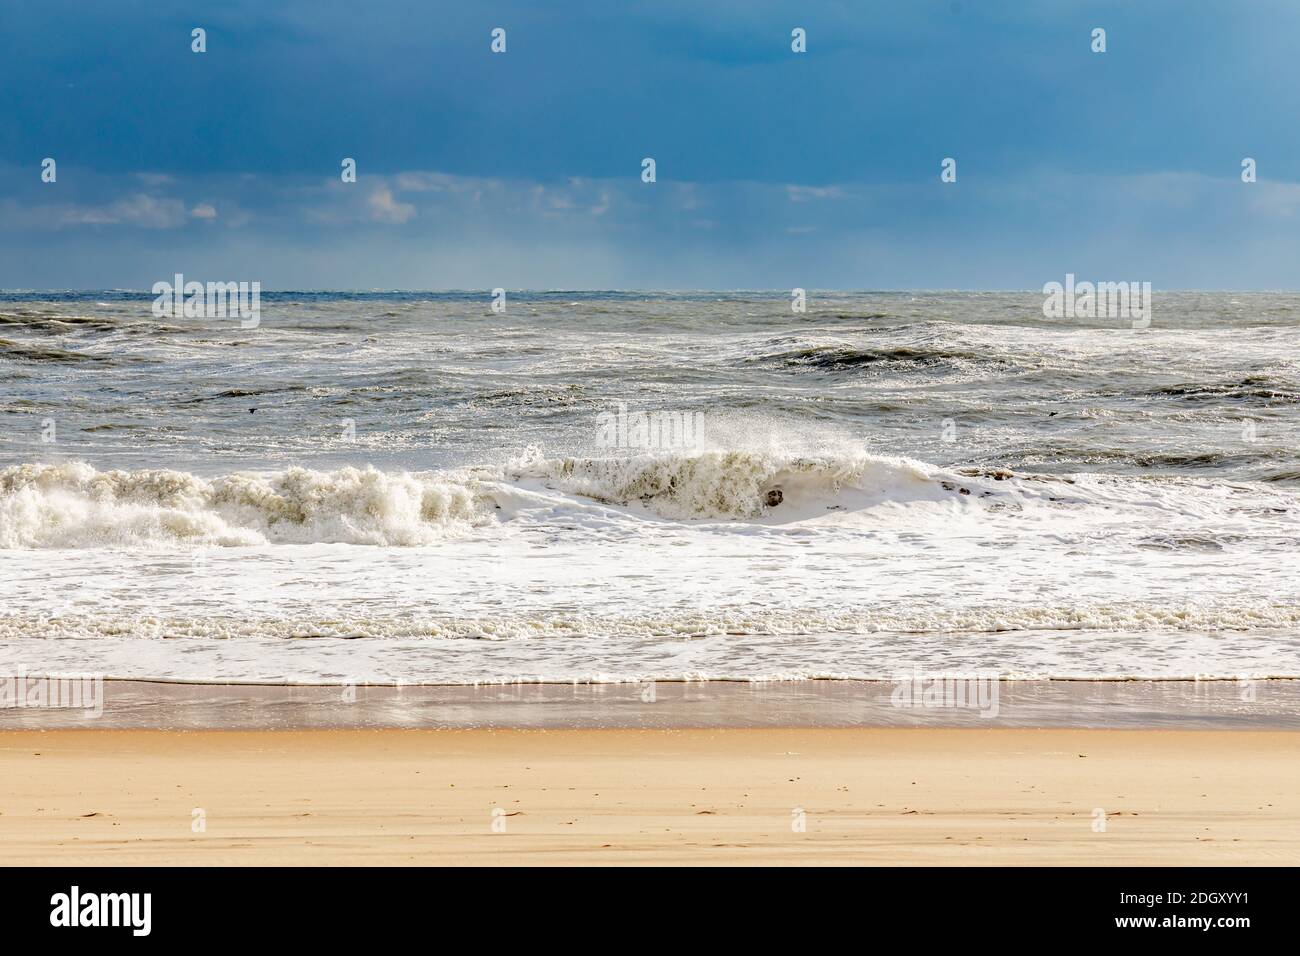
508;447;951;520
0;462;490;547
3;447;1291;548
1;452;974;546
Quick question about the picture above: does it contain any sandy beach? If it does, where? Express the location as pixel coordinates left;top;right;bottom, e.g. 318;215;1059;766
3;727;1297;866
7;0;1300;894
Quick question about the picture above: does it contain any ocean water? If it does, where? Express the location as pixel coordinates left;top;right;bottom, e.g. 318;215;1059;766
3;291;1299;684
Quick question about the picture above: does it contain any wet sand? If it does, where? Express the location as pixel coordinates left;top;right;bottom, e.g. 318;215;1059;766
3;677;1298;729
3;727;1298;865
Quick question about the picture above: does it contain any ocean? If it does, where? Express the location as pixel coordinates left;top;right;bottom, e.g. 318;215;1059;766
3;290;1299;684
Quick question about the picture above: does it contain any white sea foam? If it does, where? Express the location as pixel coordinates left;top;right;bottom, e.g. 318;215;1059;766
1;453;952;547
7;602;1300;642
3;451;1297;548
3;457;1299;682
1;614;1297;684
0;461;489;547
509;446;946;520
6;292;1300;687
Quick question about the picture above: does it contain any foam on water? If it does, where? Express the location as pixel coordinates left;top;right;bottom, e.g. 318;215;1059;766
0;452;974;546
0;461;489;547
5;448;1295;548
4;292;1300;684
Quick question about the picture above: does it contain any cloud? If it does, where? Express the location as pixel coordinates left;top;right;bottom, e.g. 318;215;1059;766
786;185;848;202
100;194;189;227
1250;181;1300;217
7;165;1300;288
0;193;191;230
392;172;495;196
366;187;415;224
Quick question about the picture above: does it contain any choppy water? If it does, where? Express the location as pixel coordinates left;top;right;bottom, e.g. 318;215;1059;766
2;291;1299;683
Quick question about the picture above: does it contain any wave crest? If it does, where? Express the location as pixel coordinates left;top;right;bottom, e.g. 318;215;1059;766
0;462;489;547
511;447;941;519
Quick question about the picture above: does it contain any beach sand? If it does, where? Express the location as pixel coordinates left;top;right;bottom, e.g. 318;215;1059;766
3;727;1298;865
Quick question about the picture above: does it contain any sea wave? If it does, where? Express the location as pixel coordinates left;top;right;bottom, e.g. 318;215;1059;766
6;601;1300;641
3;449;1295;548
0;337;111;363
1;452;966;546
509;446;947;520
0;462;489;547
765;343;1005;372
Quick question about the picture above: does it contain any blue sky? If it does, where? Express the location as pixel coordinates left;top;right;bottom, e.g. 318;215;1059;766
2;0;1299;289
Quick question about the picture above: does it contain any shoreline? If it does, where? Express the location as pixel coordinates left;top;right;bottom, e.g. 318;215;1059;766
3;677;1298;730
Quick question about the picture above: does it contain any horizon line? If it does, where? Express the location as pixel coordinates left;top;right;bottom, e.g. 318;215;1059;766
4;287;1300;295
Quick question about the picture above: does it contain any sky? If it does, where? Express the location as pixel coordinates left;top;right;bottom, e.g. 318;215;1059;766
2;0;1299;290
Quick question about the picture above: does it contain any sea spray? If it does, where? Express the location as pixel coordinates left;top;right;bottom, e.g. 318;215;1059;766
0;462;490;547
